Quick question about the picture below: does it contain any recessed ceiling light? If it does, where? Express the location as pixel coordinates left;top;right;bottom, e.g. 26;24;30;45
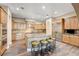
42;6;46;10
54;11;58;14
16;7;24;11
16;8;20;11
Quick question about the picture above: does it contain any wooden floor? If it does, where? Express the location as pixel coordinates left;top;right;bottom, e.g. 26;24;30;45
51;41;79;56
3;39;79;56
3;39;27;56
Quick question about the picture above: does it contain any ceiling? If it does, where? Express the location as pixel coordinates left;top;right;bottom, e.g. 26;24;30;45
1;3;75;22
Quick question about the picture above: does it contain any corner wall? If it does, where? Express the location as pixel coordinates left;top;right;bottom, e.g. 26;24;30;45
46;18;52;35
7;8;12;49
55;12;76;19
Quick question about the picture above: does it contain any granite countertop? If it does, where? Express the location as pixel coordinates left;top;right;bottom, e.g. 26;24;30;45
26;33;49;38
26;33;50;48
64;33;79;36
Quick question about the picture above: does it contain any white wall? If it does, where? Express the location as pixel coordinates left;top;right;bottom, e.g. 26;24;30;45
55;12;77;19
7;8;12;49
46;18;52;35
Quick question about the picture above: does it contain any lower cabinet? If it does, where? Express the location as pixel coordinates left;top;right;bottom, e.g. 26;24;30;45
69;35;74;44
63;34;79;47
12;32;16;41
12;31;25;41
63;35;70;43
71;36;79;46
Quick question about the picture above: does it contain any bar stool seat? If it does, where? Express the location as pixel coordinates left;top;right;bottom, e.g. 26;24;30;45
40;39;49;56
31;41;40;56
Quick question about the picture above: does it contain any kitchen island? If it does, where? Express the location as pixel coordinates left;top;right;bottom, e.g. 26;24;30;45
25;33;50;51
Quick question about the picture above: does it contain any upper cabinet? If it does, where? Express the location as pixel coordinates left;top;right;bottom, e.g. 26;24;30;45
0;7;7;56
12;22;27;30
64;18;70;29
64;16;79;29
12;18;27;30
0;8;7;24
70;16;78;29
34;23;46;30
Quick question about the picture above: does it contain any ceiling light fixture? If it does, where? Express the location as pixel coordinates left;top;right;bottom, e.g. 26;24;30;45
16;8;20;11
54;11;58;14
16;7;24;11
42;6;46;10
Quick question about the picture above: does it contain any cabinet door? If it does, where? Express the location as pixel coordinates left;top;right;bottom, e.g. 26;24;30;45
71;36;79;46
64;18;70;29
63;35;70;43
70;36;79;46
77;19;79;29
1;9;7;24
12;33;16;41
69;35;74;45
76;37;79;46
70;16;78;29
74;16;78;29
12;21;15;30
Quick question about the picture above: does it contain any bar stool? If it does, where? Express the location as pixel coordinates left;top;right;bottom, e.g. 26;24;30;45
46;39;53;52
31;41;40;56
46;37;56;53
40;39;49;56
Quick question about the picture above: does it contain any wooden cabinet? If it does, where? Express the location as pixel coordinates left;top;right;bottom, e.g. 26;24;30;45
63;34;79;47
34;24;46;29
76;37;79;46
0;8;7;24
12;18;27;41
0;7;7;55
12;18;27;30
12;31;25;41
12;32;16;41
33;23;46;33
16;32;25;40
69;35;74;44
64;18;70;29
70;35;79;46
64;16;79;29
12;22;26;30
70;16;78;29
63;35;70;43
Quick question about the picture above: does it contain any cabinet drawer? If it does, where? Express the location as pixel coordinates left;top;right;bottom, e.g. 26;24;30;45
63;35;70;43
